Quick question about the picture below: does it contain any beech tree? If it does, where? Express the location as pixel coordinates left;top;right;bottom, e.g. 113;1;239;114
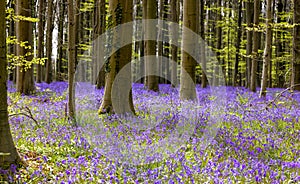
250;0;260;92
56;0;66;81
45;0;54;84
180;0;197;100
245;0;254;88
68;0;76;123
145;0;159;91
260;0;272;97
16;0;35;95
36;0;45;83
233;0;243;87
99;0;135;114
292;0;300;91
0;0;20;168
200;0;207;88
170;0;179;87
93;0;106;89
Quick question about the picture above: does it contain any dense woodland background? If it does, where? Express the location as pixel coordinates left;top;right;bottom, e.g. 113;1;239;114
5;0;300;94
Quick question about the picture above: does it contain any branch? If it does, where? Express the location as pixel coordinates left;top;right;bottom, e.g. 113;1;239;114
266;84;300;108
9;106;40;128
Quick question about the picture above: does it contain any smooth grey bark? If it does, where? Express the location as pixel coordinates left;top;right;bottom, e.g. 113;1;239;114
180;0;197;100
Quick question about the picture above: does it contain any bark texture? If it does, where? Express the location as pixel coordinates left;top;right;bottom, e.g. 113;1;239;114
0;0;21;168
180;0;197;100
292;0;300;90
16;0;35;95
99;0;135;114
260;0;272;97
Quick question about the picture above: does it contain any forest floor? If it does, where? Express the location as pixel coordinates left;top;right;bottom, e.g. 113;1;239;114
1;82;300;183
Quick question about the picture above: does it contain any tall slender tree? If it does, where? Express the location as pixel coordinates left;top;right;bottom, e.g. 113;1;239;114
170;0;179;87
246;0;254;88
36;0;45;83
260;0;272;97
250;0;260;92
16;0;35;95
275;0;285;88
68;0;76;123
158;0;164;84
145;0;159;91
200;0;207;88
0;0;21;168
233;0;243;86
180;0;197;100
56;1;66;81
214;0;222;86
93;0;106;89
292;0;300;90
45;0;54;83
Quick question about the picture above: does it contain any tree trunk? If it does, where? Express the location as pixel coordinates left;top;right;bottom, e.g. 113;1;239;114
8;1;16;82
96;0;106;88
145;0;159;91
170;0;179;87
200;0;207;88
180;0;197;100
246;0;254;88
291;0;300;91
158;0;164;84
233;0;242;86
214;0;222;86
276;0;284;88
250;0;260;92
260;0;272;97
56;0;65;81
68;0;76;123
45;0;54;84
0;0;21;168
16;0;35;95
163;0;170;84
99;0;135;114
36;0;45;83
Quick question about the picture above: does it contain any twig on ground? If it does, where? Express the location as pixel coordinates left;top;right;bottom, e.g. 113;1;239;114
8;106;40;128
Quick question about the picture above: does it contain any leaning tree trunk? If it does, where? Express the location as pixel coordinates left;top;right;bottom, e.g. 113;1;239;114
250;0;260;92
16;0;35;95
291;0;300;91
0;0;21;168
260;0;272;97
180;0;197;100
